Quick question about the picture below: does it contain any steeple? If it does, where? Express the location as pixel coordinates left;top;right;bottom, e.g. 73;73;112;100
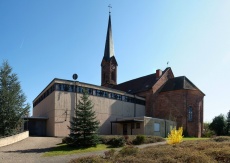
101;11;118;87
103;13;115;61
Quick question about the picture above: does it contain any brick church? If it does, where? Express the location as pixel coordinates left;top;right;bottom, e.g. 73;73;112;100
101;13;205;137
32;13;204;138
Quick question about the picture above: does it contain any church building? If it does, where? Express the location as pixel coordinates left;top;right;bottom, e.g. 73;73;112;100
32;13;204;137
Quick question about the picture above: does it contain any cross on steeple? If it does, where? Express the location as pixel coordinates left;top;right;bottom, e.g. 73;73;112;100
108;4;112;14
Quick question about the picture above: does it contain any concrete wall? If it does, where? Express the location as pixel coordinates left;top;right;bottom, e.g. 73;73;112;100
144;117;176;137
114;116;176;137
51;92;145;137
33;92;55;136
0;131;29;147
53;91;75;137
33;79;146;137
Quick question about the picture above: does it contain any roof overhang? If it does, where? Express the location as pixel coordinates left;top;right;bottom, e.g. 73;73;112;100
23;117;48;120
111;119;144;123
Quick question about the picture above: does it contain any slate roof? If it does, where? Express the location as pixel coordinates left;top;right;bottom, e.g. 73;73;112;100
113;67;171;94
103;14;115;61
160;76;205;95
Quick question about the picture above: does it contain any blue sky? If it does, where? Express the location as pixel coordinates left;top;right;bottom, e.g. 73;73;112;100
0;0;230;122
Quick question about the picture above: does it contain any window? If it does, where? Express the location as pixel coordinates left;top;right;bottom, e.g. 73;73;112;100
188;106;193;121
154;123;160;132
136;123;140;129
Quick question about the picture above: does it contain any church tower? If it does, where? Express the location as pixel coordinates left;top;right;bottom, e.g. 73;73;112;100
101;12;118;87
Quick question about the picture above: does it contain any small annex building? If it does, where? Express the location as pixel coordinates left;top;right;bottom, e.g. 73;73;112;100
31;13;204;137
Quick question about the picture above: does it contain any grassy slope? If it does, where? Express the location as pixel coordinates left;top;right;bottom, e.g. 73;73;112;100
71;136;230;163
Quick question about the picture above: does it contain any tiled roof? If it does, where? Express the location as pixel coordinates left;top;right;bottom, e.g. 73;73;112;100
160;76;205;95
113;68;170;94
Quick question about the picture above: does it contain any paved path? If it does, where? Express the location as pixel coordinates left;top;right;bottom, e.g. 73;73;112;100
0;137;166;163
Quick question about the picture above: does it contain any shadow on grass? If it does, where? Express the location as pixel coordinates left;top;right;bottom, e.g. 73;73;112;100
3;143;110;155
3;147;54;154
43;143;111;156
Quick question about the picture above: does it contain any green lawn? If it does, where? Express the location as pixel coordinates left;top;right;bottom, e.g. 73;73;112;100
43;144;109;157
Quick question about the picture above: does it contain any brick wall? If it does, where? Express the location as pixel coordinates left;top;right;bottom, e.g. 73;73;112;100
101;58;117;87
137;68;174;117
156;90;204;137
136;68;204;137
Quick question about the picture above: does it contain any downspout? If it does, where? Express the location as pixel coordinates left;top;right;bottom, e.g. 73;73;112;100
165;120;167;138
185;90;188;132
134;95;136;117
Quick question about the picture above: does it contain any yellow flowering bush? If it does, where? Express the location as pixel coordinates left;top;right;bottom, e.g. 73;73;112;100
167;127;183;144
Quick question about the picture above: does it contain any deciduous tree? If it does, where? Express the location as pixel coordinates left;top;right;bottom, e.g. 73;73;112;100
209;114;226;136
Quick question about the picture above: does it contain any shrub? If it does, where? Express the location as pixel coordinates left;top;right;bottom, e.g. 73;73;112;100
99;135;118;144
62;137;73;144
167;127;183;144
109;137;125;147
144;136;165;144
69;156;105;163
119;146;138;157
133;135;146;145
100;135;125;147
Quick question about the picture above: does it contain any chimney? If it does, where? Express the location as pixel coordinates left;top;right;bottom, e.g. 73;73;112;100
156;69;162;79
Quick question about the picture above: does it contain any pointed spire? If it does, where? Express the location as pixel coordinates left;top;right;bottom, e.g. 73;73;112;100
103;13;115;61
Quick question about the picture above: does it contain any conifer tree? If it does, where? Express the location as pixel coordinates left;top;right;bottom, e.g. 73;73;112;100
0;61;30;136
68;89;99;147
226;110;230;135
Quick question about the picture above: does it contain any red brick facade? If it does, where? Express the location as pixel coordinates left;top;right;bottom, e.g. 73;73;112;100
136;68;174;117
155;90;204;137
101;57;117;87
135;69;204;137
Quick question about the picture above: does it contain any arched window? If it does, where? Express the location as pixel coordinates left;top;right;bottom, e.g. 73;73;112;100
188;106;193;121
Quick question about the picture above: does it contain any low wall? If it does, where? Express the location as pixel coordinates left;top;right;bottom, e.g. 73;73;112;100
0;131;29;147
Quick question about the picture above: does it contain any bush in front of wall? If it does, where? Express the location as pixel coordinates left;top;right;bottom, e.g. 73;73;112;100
109;137;126;147
132;135;146;145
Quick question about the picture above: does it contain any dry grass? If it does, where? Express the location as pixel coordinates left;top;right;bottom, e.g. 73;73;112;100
70;136;230;163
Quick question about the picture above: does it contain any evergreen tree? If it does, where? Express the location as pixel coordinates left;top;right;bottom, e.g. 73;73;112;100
68;89;99;147
226;110;230;135
0;61;30;136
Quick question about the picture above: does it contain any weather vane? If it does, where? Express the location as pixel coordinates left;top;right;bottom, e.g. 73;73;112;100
108;4;112;14
167;61;169;67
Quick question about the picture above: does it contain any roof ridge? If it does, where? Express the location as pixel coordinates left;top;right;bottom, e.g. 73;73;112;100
118;73;155;85
118;67;171;85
